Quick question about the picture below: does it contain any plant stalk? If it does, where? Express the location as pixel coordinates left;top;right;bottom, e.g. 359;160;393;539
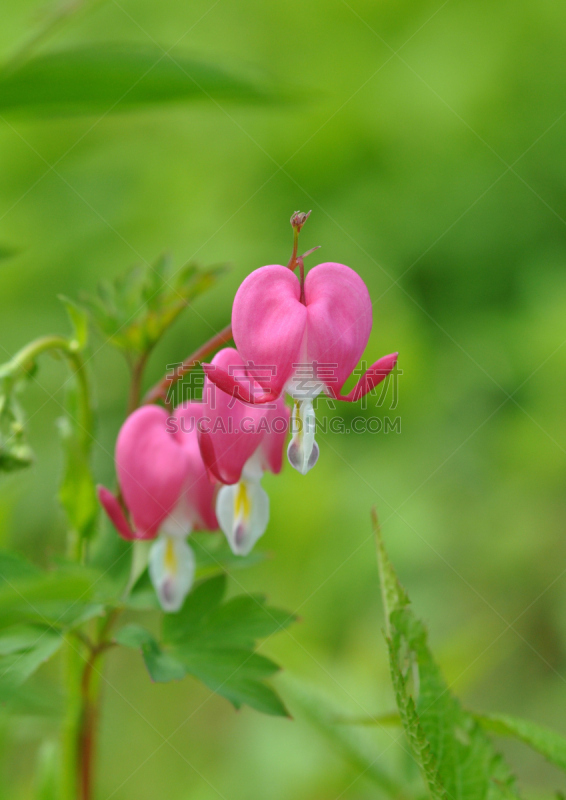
74;610;119;800
143;323;233;405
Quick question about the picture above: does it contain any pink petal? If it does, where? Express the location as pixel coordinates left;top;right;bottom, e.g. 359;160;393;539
304;263;373;395
97;485;152;541
174;402;219;531
327;352;398;402
258;396;290;474
201;362;277;405
232;265;307;397
116;405;190;538
199;348;270;485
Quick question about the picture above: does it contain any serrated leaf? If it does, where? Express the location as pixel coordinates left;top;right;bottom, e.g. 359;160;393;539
0;624;54;656
82;256;227;360
59;295;88;351
478;713;566;773
219;678;288;717
115;624;155;649
374;513;520;800
203;595;294;647
141;640;186;683
162;574;227;644
0;45;285;118
160;574;292;716
0;564;101;630
114;623;186;683
0;628;62;687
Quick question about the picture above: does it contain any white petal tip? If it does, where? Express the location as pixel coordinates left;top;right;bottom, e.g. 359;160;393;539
287;437;319;474
149;536;196;613
216;481;269;557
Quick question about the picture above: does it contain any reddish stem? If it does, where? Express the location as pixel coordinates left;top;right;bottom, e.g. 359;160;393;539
143;323;233;405
298;257;306;304
77;611;118;800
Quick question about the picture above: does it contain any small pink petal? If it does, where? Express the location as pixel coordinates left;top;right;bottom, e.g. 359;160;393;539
199;348;269;485
97;485;153;541
201;363;277;405
328;353;398;402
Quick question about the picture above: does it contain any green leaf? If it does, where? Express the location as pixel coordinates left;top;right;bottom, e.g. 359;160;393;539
478;713;566;773
120;575;294;714
141;640;186;683
115;623;185;682
81;255;227;360
59;295;88;351
115;624;155;649
0;551;41;584
160;575;294;716
0;561;102;630
203;594;293;647
0;45;285;118
0;624;54;656
0;626;62;687
162;573;227;644
374;513;519;800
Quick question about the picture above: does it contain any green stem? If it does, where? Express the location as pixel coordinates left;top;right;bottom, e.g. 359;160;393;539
2;336;100;797
2;335;94;561
287;225;300;271
3;335;92;441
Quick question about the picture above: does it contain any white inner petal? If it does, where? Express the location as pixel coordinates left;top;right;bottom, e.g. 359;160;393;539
161;498;195;538
216;479;269;556
241;451;264;482
287;399;319;475
148;534;196;613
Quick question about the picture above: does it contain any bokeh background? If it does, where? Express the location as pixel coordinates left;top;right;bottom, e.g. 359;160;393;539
1;0;566;797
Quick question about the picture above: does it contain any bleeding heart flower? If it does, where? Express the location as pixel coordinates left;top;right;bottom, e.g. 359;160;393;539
202;262;397;474
192;347;289;556
98;404;217;612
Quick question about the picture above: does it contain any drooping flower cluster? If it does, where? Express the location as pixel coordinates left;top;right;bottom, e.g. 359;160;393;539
204;262;398;474
99;248;397;612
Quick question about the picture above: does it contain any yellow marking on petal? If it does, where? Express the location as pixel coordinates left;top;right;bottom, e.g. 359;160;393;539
234;481;251;521
164;537;177;575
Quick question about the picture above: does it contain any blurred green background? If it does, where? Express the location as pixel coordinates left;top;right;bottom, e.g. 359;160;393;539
2;0;566;797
